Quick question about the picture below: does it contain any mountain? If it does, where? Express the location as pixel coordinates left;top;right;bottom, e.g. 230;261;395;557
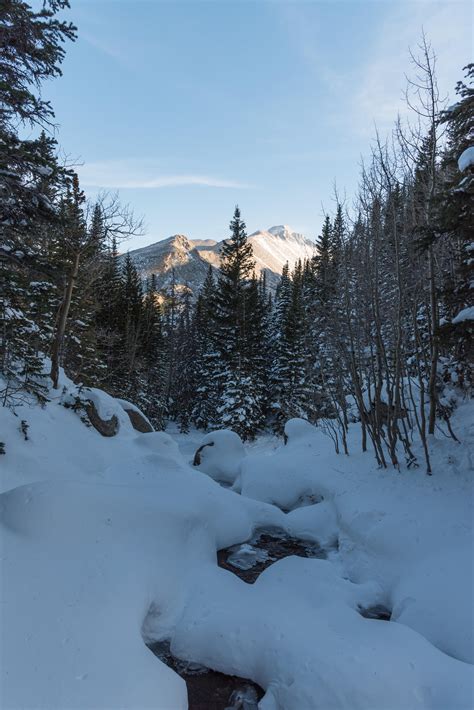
123;225;316;296
121;234;212;294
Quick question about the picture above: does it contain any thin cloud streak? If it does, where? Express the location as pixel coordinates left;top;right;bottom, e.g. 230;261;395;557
78;160;253;190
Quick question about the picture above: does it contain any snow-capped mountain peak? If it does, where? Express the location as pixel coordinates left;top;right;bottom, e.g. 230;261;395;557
124;225;316;295
267;225;305;241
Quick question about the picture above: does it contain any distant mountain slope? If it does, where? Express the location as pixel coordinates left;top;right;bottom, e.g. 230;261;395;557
123;225;316;295
122;234;212;293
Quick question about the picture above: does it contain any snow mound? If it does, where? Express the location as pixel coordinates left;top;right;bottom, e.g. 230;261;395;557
193;429;245;484
391;543;474;663
452;305;474;323
168;553;473;710
284;417;319;445
458;145;474;171
134;430;180;455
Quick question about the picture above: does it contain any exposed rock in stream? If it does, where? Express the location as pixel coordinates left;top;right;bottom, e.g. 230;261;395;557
358;604;392;621
147;640;264;709
218;526;326;583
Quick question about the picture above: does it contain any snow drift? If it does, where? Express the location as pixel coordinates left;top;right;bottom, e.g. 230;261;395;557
1;374;473;709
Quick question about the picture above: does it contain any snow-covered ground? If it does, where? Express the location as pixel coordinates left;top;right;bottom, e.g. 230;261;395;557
1;373;473;709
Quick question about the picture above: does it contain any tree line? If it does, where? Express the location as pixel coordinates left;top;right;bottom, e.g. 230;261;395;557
1;2;472;473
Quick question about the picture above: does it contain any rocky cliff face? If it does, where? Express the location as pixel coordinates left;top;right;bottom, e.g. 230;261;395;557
123;226;316;296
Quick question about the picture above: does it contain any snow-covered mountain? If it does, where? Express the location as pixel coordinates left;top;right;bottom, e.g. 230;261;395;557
124;225;316;295
122;234;212;294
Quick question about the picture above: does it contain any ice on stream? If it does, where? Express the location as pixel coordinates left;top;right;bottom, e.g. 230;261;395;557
227;544;270;570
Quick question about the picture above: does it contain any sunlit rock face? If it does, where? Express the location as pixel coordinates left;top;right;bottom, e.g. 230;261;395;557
122;226;317;298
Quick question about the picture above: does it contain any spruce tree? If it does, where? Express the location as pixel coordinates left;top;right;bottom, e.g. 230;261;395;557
308;216;337;418
141;274;167;428
437;63;474;387
192;265;220;430
212;206;264;439
269;261;292;430
172;286;196;432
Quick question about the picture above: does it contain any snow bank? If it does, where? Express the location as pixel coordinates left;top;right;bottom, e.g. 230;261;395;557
1;480;188;710
2;371;473;709
391;543;474;663
0;375;283;709
240;412;474;668
166;555;473;710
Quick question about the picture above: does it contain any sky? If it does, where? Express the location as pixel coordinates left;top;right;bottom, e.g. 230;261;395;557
45;0;472;249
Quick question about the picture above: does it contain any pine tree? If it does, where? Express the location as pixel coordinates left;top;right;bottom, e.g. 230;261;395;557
63;202;109;385
308;216;338;418
95;237;123;387
116;252;144;397
212;206;264;439
244;273;270;430
172;286;196;432
140;274;167;428
49;173;87;388
437;63;474;387
280;261;313;422
192;265;220;430
269;261;292;430
0;260;48;406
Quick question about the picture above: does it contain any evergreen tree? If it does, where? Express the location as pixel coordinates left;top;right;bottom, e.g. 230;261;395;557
308;216;338;418
437;64;474;386
172;286;196;432
212;206;265;439
140;274;167;428
94;237;124;387
192;265;220;430
116;252;143;397
269;262;292;430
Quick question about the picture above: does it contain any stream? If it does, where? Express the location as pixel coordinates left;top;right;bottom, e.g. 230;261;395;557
146;519;391;709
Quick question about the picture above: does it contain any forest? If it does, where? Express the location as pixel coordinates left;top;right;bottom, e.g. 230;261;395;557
1;1;472;477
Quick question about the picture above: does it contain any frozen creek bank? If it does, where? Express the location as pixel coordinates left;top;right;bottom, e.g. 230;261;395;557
1;380;473;709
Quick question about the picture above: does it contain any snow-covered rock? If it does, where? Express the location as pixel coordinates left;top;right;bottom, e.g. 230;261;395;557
458;145;474;172
452;305;474;324
117;398;154;432
193;429;245;484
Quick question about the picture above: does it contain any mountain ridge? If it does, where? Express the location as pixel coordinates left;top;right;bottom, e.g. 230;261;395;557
123;226;316;295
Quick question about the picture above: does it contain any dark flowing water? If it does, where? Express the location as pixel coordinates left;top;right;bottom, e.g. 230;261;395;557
147;524;389;708
147;639;264;710
217;526;327;583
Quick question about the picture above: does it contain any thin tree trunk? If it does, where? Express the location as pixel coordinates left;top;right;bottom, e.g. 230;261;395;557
427;245;439;434
50;251;80;389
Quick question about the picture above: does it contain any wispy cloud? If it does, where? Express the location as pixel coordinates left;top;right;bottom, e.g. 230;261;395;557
80;31;128;65
78;159;253;190
353;1;472;135
277;0;472;138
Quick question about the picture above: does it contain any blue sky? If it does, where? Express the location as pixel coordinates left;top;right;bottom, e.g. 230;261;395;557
46;0;472;249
